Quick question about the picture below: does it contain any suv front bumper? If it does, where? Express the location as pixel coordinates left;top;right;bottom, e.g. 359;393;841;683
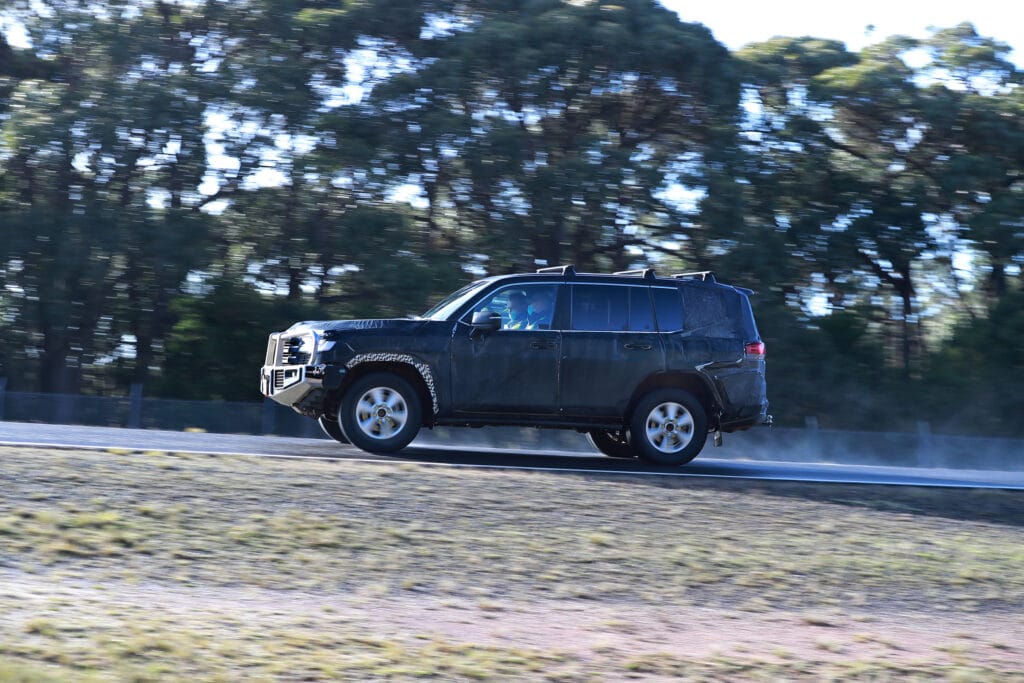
260;364;328;412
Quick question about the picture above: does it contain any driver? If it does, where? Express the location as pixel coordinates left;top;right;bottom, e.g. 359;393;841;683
504;291;528;330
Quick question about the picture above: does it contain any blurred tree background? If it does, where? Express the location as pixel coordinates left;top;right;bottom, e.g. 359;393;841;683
1;0;1022;433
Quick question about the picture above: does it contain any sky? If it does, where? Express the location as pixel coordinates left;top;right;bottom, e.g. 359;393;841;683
663;0;1023;66
3;2;1021;66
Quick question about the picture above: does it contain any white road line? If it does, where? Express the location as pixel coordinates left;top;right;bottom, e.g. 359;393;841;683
2;439;1021;490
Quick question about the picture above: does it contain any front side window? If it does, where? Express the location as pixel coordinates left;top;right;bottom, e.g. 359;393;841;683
466;284;561;330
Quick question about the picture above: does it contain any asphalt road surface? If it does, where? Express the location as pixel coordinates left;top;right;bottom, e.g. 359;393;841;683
2;421;1023;490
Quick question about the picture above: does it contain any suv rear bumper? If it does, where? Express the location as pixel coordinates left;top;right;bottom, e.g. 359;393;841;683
720;410;772;433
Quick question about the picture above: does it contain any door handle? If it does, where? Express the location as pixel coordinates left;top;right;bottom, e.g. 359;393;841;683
530;340;556;350
624;343;653;351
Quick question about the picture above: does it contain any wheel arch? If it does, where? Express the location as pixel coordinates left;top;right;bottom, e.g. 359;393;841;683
336;355;438;420
627;371;720;426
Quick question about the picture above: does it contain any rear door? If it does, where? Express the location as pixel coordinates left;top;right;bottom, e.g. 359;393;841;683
674;284;764;422
558;284;665;418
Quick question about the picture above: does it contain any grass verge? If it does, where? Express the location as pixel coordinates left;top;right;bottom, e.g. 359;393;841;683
0;446;1021;681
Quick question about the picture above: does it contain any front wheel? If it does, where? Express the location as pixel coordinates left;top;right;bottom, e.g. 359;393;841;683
318;415;350;444
630;389;707;466
586;430;636;459
339;372;422;454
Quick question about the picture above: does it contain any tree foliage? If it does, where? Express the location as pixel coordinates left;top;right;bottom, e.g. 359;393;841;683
1;2;1023;435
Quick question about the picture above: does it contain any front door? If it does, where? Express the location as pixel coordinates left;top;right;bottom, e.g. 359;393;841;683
450;283;563;415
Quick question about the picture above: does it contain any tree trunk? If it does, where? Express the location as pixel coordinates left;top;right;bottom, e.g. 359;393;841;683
897;265;915;377
989;261;1007;300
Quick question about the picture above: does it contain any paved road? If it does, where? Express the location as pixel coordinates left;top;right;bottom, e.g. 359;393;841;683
2;421;1023;490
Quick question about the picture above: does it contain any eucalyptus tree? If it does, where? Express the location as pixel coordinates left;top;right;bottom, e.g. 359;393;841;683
329;0;741;273
916;24;1024;300
195;0;465;313
0;0;217;392
732;36;859;304
0;31;46;387
730;37;906;426
738;33;990;374
813;28;1023;369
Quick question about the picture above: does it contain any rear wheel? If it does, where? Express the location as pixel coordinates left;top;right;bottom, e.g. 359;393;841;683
586;430;636;459
339;372;422;454
318;414;349;444
630;389;707;466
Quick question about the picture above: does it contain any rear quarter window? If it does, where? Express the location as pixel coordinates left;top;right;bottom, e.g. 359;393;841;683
652;288;684;332
680;285;743;338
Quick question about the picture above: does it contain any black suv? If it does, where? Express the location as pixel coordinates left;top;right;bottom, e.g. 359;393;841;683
260;266;770;466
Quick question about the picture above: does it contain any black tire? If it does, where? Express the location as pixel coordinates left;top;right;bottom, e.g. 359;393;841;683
630;389;708;466
318;414;350;444
338;372;422;454
586;430;636;459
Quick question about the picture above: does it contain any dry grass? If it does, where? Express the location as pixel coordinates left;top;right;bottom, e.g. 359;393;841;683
0;445;1022;681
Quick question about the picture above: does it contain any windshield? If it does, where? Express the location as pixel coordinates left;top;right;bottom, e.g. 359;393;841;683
421;279;491;321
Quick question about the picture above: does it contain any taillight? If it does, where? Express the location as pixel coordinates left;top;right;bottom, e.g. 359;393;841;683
744;341;765;357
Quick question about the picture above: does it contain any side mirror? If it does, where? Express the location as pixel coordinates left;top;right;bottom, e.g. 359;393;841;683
471;310;501;332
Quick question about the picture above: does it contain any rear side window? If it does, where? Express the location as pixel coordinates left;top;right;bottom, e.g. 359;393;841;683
652;288;683;332
572;285;629;331
629;288;656;332
680;285;742;337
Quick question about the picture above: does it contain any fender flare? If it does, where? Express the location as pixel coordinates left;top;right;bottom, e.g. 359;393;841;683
344;353;439;414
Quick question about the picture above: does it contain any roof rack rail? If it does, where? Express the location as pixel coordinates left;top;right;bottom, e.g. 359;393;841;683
535;265;576;277
613;268;658;281
672;271;716;283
